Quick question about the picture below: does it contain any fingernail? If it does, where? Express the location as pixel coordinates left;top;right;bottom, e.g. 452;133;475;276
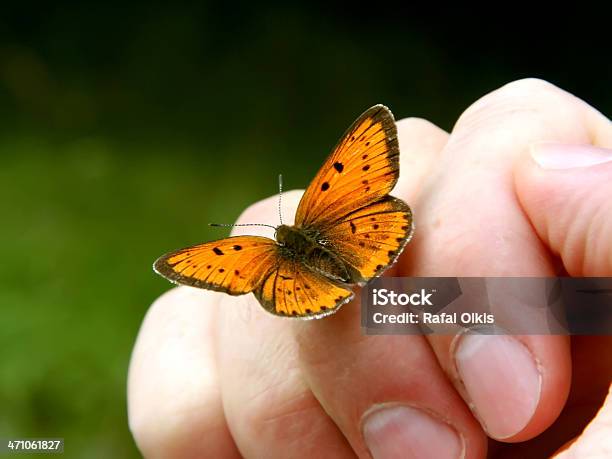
530;143;612;169
363;405;463;459
454;334;541;439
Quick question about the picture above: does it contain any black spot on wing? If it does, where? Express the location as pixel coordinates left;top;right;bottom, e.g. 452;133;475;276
333;162;344;172
213;247;224;255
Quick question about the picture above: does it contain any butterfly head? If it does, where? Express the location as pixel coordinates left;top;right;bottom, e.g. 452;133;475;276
274;224;292;246
275;224;314;250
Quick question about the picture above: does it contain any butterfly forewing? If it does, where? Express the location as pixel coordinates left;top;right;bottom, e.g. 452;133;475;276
154;236;278;294
294;105;400;229
293;104;412;284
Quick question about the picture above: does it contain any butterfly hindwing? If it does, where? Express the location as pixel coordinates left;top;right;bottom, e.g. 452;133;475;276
255;258;354;318
321;196;413;283
295;104;399;229
154;236;278;294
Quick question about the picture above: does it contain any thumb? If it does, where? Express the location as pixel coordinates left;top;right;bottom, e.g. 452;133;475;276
515;143;612;276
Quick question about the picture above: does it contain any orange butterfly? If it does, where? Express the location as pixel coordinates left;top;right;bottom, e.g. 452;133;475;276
154;105;414;319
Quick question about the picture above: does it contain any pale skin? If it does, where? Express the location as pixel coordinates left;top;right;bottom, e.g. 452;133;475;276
128;79;612;458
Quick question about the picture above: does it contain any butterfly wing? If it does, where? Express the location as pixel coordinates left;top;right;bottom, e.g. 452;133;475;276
321;196;413;284
255;258;354;319
295;104;400;228
153;236;279;294
294;104;413;283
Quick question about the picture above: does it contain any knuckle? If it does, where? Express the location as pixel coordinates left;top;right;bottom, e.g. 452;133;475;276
237;194;280;225
236;190;303;226
455;78;570;131
396;117;448;150
498;77;560;97
396;116;441;134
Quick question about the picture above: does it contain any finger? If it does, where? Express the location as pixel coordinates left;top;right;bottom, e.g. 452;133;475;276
388;117;449;276
514;141;612;454
294;119;490;459
295;303;486;459
393;117;451;201
407;79;610;442
216;191;355;458
128;287;241;458
514;143;612;275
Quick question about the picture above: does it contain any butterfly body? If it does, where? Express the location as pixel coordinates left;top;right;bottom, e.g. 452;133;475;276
154;104;414;319
276;224;353;283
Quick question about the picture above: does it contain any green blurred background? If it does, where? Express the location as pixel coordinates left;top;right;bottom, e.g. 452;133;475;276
0;4;608;458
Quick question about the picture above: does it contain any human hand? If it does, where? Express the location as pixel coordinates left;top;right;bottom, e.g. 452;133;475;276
128;79;612;458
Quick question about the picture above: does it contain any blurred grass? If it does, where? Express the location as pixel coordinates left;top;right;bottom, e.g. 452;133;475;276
0;135;299;457
0;4;608;458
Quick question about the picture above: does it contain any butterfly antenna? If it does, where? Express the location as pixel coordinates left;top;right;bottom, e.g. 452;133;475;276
209;223;277;230
208;175;284;231
278;173;283;225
